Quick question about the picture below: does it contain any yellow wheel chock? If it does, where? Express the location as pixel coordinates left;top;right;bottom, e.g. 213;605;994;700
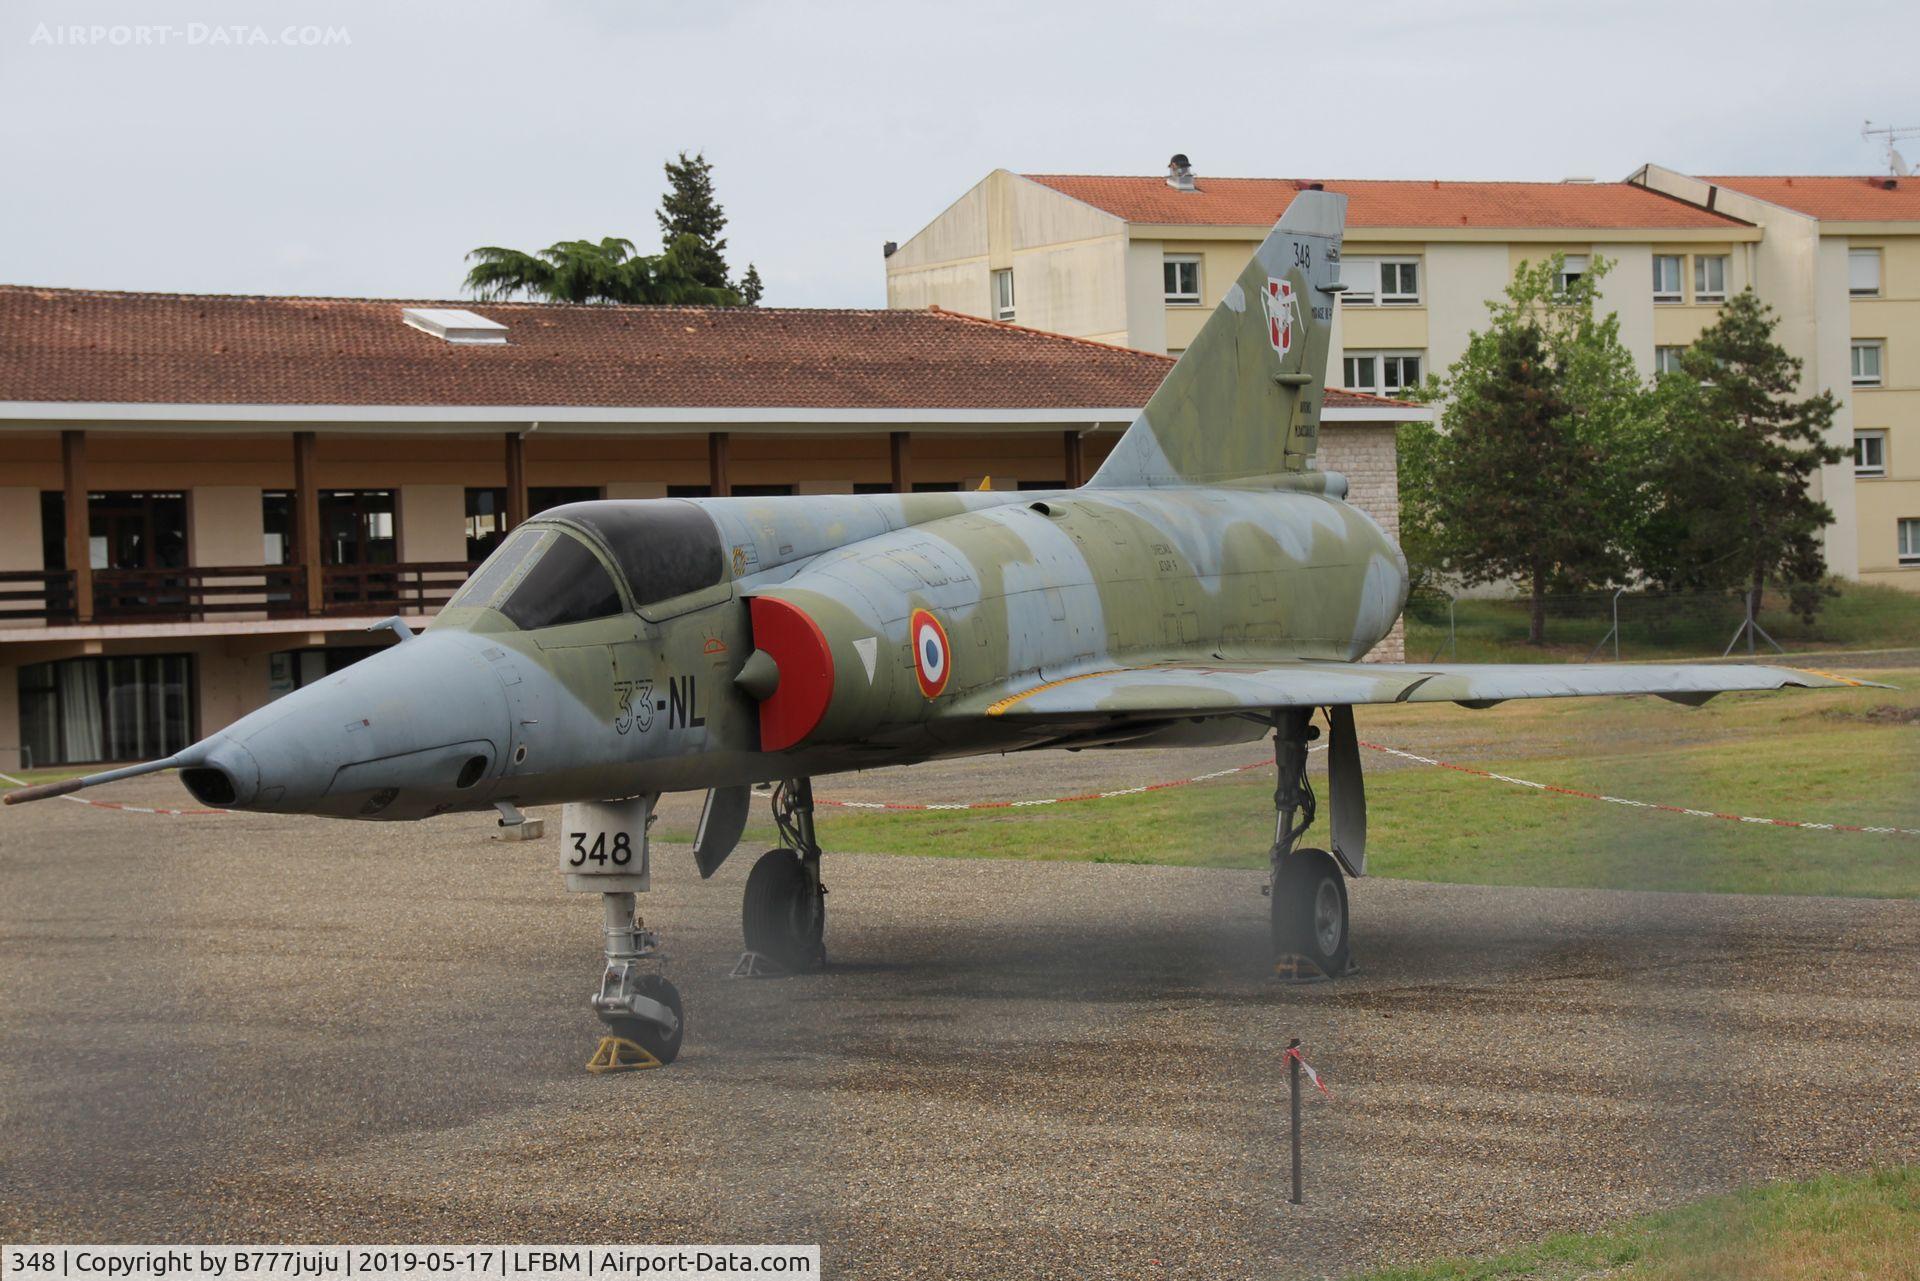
586;1035;663;1073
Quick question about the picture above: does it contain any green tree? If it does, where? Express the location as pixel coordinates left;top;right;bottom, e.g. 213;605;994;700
462;235;740;305
1401;254;1651;643
658;151;730;288
1634;289;1842;624
658;150;761;304
736;263;764;306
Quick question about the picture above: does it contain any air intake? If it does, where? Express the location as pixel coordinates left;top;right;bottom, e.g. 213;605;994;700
401;307;508;345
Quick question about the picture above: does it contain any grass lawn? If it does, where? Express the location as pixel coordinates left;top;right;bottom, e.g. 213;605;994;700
1405;581;1920;664
1349;1166;1919;1281
670;666;1920;898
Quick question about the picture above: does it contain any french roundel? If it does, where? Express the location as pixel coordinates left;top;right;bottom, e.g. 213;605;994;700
910;608;951;699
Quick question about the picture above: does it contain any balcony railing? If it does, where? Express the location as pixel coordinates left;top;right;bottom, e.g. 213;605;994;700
320;562;471;616
0;562;477;626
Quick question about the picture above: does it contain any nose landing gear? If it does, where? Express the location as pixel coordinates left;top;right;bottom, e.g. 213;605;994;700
591;892;685;1066
564;795;684;1067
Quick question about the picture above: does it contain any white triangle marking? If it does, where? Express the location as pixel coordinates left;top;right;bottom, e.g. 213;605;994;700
853;636;878;683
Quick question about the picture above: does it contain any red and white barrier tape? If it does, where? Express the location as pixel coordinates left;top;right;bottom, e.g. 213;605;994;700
1356;741;1920;838
1283;1044;1331;1097
820;741;1915;838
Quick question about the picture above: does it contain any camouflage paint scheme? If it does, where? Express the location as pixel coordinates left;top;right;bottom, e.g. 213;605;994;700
6;192;1865;828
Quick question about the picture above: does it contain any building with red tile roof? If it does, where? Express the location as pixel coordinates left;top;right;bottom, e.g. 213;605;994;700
889;159;1920;592
1025;175;1746;232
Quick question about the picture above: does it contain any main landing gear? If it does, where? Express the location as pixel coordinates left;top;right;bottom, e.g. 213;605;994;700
741;778;828;973
1266;709;1352;979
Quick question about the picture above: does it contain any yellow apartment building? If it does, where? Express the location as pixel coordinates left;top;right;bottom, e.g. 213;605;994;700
0;287;1422;769
887;161;1920;588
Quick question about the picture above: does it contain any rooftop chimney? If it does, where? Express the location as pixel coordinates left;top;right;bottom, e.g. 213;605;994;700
1166;153;1197;192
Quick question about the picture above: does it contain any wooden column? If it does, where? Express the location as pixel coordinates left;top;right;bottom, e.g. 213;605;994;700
889;431;912;492
60;429;92;622
504;431;529;530
708;431;732;497
292;431;323;616
1063;429;1086;488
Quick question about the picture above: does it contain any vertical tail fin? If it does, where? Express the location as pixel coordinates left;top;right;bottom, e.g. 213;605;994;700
1088;189;1346;487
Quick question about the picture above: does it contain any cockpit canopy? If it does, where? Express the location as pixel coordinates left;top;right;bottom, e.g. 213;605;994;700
445;500;727;630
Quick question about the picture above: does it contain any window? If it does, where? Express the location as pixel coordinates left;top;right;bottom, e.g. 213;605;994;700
1654;346;1687;376
1380;352;1422;392
1652;255;1683;303
1163;255;1202;305
1694;255;1728;303
1340;257;1419;305
320;490;396;566
1852;341;1884;387
1342;350;1424;393
1555;255;1590;293
1379;260;1419;304
1849;249;1882;297
1339;257;1379;304
1901;518;1920;565
732;484;796;497
992;268;1015;322
18;653;194;766
1855;431;1887;478
498;532;624;630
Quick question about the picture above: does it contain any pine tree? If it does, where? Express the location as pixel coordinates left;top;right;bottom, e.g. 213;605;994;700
1635;289;1842;623
657;151;732;291
1401;254;1648;643
737;263;764;306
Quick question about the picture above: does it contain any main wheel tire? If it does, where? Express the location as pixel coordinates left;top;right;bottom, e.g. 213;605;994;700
742;847;825;972
1270;847;1350;977
605;973;685;1066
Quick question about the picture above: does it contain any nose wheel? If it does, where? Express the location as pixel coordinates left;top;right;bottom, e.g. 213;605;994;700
590;891;685;1066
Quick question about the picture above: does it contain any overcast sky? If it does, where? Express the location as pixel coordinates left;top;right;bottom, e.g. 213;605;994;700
2;0;1914;308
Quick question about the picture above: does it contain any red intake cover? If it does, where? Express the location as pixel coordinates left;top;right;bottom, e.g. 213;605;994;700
748;596;836;752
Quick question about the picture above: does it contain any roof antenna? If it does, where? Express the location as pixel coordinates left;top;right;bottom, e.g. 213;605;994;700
1862;120;1918;178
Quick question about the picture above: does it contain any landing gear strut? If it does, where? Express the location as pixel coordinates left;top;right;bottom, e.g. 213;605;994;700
565;796;685;1065
591;891;685;1064
741;778;827;972
1267;709;1351;979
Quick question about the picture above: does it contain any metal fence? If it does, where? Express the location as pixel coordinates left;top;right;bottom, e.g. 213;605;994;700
1402;582;1908;663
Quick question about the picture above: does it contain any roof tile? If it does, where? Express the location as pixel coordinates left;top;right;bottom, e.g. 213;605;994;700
1025;175;1747;230
1700;175;1920;222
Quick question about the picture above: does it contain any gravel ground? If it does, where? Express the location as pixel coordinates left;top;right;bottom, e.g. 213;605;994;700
2;771;1916;1280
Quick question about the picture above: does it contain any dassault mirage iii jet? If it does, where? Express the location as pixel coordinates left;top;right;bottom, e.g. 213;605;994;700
7;191;1863;1065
